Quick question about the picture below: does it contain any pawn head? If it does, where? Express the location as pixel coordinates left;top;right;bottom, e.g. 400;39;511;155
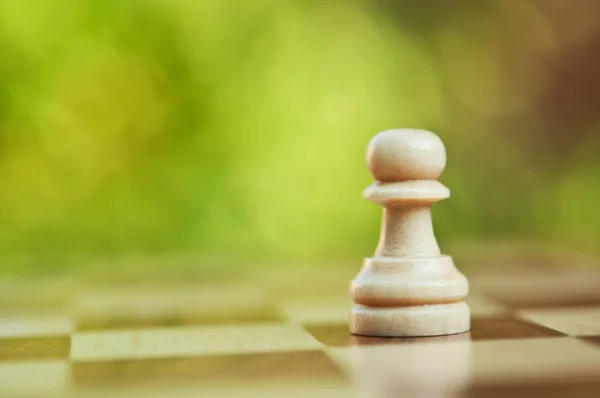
366;129;447;182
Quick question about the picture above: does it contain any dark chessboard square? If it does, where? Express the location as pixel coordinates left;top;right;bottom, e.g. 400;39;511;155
305;323;470;347
306;316;565;346
467;378;600;398
500;297;600;309
0;336;70;361
469;316;566;341
72;350;346;388
305;323;354;347
579;336;600;348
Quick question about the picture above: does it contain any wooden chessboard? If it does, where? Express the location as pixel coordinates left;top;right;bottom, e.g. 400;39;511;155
2;249;600;397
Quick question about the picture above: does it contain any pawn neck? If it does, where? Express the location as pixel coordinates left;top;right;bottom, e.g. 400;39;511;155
375;204;440;257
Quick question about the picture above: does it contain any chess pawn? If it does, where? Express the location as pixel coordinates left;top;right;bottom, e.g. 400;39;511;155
350;129;470;337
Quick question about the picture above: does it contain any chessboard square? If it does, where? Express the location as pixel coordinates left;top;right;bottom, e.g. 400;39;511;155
466;294;508;317
75;285;278;331
307;322;470;347
280;297;351;324
0;360;69;396
72;323;322;361
0;336;70;361
309;316;565;347
0;278;75;312
99;384;357;398
470;316;565;341
325;340;472;395
66;385;355;398
306;324;353;347
471;270;600;308
307;323;356;347
472;337;600;384
518;307;600;336
326;347;352;375
581;335;600;345
72;350;346;389
329;337;600;391
76;309;279;331
467;378;600;398
192;383;355;398
0;313;72;338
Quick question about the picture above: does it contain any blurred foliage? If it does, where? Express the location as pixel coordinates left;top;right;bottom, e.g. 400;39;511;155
0;0;600;269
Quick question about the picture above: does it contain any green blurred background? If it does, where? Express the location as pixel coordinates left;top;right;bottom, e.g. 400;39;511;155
1;0;599;272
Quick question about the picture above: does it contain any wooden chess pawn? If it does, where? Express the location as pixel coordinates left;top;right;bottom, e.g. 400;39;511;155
350;129;470;337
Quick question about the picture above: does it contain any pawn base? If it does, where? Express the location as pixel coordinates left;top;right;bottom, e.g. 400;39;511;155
349;301;470;337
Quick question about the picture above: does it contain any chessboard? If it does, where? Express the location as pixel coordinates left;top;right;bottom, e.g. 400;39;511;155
2;248;600;397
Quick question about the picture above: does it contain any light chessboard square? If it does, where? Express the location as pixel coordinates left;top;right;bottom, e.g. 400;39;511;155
0;313;72;338
518;306;600;336
0;360;69;395
471;337;600;383
326;340;472;397
328;336;600;393
71;323;322;361
75;284;277;330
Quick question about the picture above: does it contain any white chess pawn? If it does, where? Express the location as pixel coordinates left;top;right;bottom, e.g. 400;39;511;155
350;129;470;337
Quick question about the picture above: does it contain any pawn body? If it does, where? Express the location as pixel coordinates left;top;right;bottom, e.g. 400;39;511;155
350;129;470;337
